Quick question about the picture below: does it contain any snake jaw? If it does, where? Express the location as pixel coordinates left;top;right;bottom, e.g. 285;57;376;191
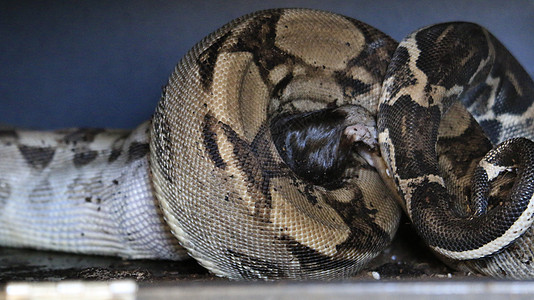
355;143;405;209
342;115;405;208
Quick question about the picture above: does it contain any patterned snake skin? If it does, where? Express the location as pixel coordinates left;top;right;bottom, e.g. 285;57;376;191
1;8;534;280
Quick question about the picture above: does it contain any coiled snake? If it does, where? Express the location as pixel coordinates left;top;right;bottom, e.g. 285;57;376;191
1;8;534;280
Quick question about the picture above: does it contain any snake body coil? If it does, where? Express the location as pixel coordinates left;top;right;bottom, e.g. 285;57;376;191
1;8;534;279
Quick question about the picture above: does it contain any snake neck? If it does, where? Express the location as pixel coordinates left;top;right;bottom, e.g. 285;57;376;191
0;121;185;260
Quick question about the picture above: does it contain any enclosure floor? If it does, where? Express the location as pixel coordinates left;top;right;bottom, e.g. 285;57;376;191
0;218;463;283
7;220;534;299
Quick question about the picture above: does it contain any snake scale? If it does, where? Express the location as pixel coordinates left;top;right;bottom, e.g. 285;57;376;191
1;8;534;280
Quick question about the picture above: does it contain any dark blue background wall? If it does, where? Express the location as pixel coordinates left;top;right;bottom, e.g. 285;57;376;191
2;1;533;129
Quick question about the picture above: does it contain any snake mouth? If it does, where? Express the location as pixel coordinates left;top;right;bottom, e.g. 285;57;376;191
353;144;404;208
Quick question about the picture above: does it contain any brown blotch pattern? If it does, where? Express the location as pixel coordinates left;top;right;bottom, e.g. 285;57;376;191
18;145;56;170
73;150;98;167
108;134;129;163
202;114;227;170
197;31;232;91
127;142;150;162
63;128;105;145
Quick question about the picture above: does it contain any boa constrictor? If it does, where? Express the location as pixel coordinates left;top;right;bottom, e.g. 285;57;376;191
1;8;534;280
